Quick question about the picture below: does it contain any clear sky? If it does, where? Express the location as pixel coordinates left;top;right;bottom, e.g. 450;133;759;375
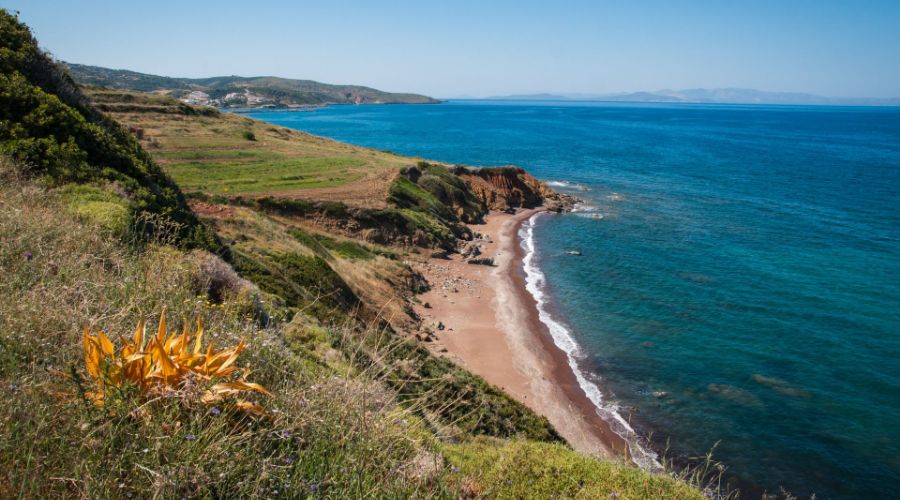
3;0;899;98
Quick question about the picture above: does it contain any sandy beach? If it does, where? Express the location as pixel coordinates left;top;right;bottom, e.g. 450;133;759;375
414;208;630;459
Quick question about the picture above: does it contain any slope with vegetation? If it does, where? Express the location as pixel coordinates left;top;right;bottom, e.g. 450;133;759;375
66;63;441;106
0;10;715;498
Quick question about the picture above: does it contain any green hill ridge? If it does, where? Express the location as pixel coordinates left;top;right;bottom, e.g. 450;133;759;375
65;63;440;106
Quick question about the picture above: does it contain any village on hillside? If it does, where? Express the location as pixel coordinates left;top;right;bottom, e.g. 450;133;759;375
180;88;280;108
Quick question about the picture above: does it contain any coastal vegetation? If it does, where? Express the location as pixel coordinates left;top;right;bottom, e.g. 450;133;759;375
0;10;715;498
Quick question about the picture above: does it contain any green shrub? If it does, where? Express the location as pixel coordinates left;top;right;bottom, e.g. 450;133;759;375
0;10;221;252
333;328;561;442
231;249;358;323
289;227;376;261
57;183;130;234
444;438;706;499
256;196;315;216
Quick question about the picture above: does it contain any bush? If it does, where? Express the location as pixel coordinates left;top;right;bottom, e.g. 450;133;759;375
333;328;561;442
242;130;256;141
0;10;221;252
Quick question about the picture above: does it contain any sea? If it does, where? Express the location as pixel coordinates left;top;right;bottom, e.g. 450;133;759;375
247;100;900;499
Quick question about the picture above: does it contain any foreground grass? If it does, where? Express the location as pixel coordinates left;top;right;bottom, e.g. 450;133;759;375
0;165;449;497
444;438;706;499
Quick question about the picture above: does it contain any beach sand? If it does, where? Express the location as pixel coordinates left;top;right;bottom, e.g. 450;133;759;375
414;208;630;459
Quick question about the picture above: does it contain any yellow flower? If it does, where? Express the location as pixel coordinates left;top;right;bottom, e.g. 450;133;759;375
79;312;270;413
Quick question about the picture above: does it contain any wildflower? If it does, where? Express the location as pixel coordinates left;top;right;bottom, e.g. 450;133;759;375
76;314;270;413
307;483;319;493
22;251;32;261
185;433;196;441
284;456;295;465
610;493;617;498
209;407;221;416
450;466;459;473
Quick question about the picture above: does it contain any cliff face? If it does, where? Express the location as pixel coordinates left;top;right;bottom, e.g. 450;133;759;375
397;162;577;220
452;166;578;214
454;166;551;211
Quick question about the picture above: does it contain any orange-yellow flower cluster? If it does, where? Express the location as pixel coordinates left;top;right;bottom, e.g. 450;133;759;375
81;313;270;414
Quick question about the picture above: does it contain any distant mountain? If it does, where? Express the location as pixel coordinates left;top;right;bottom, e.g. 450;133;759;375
488;88;900;106
487;93;570;100
64;63;440;107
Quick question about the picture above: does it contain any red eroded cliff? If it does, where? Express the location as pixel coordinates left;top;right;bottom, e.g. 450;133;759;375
454;166;551;211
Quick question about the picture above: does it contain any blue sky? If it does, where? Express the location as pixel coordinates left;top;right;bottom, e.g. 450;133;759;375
3;0;899;98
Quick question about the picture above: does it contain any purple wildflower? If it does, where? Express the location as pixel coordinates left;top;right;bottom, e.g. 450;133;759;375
209;407;221;416
610;493;618;498
185;433;196;441
23;251;33;261
307;483;319;493
450;466;459;473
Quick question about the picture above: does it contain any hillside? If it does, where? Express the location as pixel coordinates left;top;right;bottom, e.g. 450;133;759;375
66;63;441;106
0;10;713;498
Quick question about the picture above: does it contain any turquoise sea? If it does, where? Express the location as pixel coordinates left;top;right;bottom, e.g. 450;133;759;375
247;101;900;498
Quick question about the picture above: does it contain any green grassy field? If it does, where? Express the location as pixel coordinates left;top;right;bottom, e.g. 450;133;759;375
164;156;366;194
85;88;412;204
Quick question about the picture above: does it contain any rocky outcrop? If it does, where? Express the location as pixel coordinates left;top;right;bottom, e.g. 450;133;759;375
452;166;548;211
450;165;579;213
258;163;579;253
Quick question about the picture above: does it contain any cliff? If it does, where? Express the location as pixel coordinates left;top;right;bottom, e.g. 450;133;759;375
452;165;577;213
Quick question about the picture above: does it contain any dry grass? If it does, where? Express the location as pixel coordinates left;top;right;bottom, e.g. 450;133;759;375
0;160;453;498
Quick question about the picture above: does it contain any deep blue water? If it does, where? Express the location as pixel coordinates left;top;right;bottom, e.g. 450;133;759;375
248;101;900;499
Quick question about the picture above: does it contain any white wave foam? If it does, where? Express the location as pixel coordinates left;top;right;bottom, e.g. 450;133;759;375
519;213;662;472
546;180;590;191
571;203;599;212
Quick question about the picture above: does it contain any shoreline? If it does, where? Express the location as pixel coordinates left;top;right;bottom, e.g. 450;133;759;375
414;207;631;459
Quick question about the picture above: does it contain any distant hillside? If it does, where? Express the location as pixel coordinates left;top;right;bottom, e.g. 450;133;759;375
490;87;900;106
64;63;440;106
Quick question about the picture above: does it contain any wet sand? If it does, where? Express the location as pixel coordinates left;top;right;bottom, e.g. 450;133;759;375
414;208;630;458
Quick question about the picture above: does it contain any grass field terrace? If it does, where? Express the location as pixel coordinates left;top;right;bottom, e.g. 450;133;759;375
85;88;410;206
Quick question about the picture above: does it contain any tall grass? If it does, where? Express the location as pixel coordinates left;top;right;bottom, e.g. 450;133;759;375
0;160;453;497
